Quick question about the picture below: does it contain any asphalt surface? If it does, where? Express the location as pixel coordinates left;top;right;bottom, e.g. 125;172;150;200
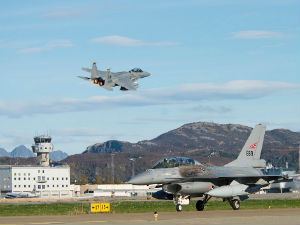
0;208;299;225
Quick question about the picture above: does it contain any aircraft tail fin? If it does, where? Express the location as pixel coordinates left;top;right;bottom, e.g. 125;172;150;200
91;62;98;80
225;124;266;168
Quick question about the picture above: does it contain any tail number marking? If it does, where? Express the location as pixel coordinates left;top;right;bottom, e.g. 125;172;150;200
246;150;254;156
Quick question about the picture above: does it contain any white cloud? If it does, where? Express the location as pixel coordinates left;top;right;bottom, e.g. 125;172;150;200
16;40;72;54
0;80;298;118
91;35;179;47
232;30;283;39
43;11;82;19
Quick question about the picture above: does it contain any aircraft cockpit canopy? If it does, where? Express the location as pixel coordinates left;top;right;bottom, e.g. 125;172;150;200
129;68;143;72
152;156;203;169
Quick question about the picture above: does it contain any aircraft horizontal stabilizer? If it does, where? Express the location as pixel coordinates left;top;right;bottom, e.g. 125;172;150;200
77;76;90;81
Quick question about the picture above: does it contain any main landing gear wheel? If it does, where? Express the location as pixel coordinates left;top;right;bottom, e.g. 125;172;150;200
196;200;205;211
230;199;240;210
176;204;182;212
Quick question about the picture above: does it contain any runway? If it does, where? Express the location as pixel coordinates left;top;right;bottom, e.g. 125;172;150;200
0;208;299;225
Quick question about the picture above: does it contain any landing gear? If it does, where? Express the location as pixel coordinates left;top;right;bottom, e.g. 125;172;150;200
196;194;211;211
176;204;182;212
196;200;205;211
229;199;240;210
173;195;190;212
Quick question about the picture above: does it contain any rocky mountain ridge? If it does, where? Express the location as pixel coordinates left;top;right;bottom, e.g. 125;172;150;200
0;145;68;161
64;122;299;182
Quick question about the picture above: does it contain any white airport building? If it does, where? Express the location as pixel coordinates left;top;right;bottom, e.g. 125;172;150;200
0;135;72;198
0;165;70;197
82;184;159;198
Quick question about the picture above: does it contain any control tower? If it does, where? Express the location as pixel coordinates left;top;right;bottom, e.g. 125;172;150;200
31;136;53;166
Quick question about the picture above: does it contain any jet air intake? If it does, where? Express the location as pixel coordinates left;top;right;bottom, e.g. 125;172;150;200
207;184;261;198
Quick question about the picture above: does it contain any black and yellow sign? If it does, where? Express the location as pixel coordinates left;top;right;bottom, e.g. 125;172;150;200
90;203;110;213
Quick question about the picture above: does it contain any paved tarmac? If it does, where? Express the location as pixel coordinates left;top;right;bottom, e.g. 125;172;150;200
0;208;299;225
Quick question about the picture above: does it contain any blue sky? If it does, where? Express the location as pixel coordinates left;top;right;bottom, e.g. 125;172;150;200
0;0;299;154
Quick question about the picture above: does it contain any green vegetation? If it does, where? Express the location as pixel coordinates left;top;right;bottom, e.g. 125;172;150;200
0;203;89;216
111;199;300;213
0;199;299;216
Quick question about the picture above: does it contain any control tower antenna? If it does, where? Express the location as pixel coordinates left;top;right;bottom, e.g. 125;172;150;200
31;135;54;167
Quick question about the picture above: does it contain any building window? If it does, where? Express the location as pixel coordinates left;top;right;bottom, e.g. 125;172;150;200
62;185;64;187
57;185;59;187
62;177;64;180
18;173;20;176
57;177;59;180
24;173;26;176
14;178;16;180
33;177;36;180
24;185;26;188
42;170;44;173
42;185;45;189
38;176;41;180
47;177;49;180
28;178;30;180
14;185;16;188
38;185;41;189
38;170;40;173
66;177;68;180
47;185;49;188
53;185;54;187
28;185;31;188
52;177;54;180
28;173;30;176
66;185;68;187
18;178;20;180
19;185;21;188
24;177;26;180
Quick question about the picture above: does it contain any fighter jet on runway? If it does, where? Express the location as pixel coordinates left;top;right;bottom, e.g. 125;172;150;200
128;124;288;212
77;62;150;91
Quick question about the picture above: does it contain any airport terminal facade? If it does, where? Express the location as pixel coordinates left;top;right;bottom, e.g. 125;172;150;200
0;165;70;194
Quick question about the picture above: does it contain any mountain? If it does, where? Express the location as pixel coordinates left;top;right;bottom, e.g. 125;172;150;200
10;145;35;158
0;148;10;157
50;150;68;162
62;122;300;183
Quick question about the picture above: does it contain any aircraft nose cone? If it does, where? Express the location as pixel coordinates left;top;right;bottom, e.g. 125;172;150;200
127;171;152;185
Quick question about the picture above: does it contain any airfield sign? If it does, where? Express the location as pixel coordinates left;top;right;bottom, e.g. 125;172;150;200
90;203;110;213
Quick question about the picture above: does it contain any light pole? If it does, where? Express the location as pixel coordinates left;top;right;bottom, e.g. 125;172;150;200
111;153;115;184
129;158;136;177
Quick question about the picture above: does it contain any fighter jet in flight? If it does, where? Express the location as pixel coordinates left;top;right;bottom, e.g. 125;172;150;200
128;124;288;212
77;62;150;91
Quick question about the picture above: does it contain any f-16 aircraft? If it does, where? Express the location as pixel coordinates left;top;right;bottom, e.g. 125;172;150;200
77;62;150;91
128;124;287;212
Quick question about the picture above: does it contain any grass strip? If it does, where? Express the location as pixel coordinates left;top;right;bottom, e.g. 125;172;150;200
0;199;299;216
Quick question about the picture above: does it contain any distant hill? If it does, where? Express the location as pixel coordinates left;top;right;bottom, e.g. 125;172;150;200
1;122;299;183
50;150;68;162
10;145;35;158
62;122;300;183
0;148;10;157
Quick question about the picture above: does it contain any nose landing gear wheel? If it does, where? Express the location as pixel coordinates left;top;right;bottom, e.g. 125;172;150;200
176;204;182;212
230;199;240;210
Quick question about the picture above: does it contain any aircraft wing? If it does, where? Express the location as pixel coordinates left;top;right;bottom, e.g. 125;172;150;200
77;76;90;81
112;76;137;90
82;67;91;72
102;85;113;91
